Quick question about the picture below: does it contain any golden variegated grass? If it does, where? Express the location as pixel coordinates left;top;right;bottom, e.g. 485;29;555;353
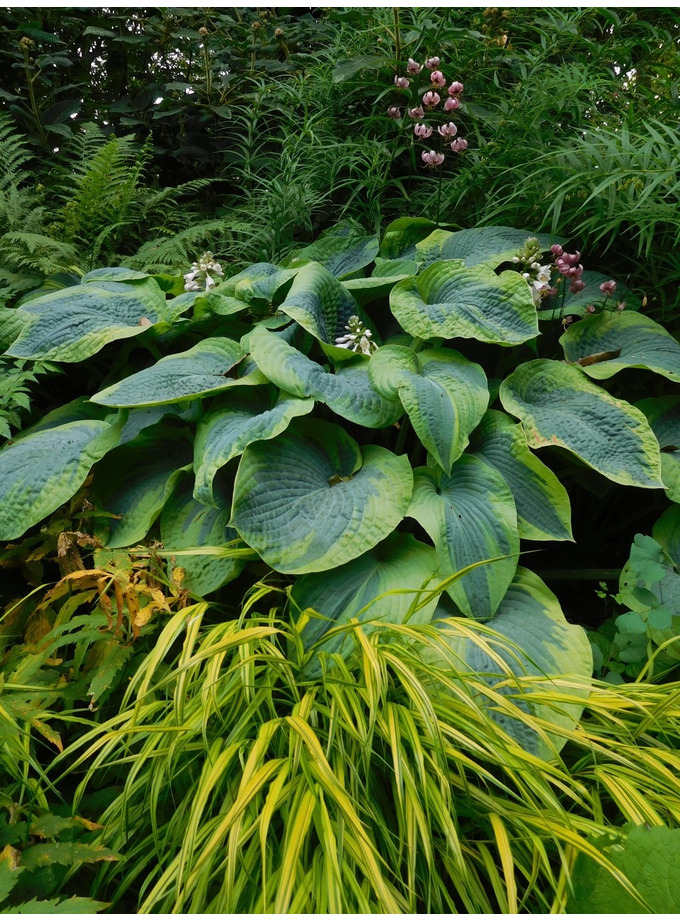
55;599;680;914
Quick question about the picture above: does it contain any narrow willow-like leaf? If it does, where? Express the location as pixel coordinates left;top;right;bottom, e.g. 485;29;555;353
0;418;120;540
278;261;372;344
390;260;539;345
470;409;573;541
249;326;401;428
160;476;244;595
408;457;519;619
500;359;663;488
91;337;245;407
415;226;555;270
428;567;592;758
637;396;680;502
295;533;440;671
231;419;413;574
561;310;680;382
92;425;193;548
193;388;314;505
6;278;168;362
369;344;488;473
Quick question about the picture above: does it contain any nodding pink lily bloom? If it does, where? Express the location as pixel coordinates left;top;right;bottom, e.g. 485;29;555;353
550;244;563;257
394;75;410;89
586;304;596;314
430;70;446;87
561;250;581;266
448;81;464;95
387;106;401;119
423;90;441;107
570;279;586;293
414;123;433;139
425;56;441;69
422;149;445;167
438;121;458;138
443;96;460;112
408;105;425;119
617;301;626;312
599;280;617;295
406;57;423;74
450;137;468;152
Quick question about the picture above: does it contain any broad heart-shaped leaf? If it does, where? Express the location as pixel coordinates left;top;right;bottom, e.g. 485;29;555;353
415;226;556;270
538;270;640;321
561;310;680;383
342;270;414;307
407;458;519;619
160;475;245;596
637;396;680;502
469;409;573;541
294;534;440;675
0;306;30;350
6;277;169;362
378;217;438;260
277;261;372;345
92;424;192;548
567;824;680;914
0;418;121;540
193;388;315;506
500;359;663;488
390;260;539;345
369;344;488;473
118;401;202;446
249;326;401;428
231;419;413;574
285;223;379;279
428;568;591;758
91;337;245;407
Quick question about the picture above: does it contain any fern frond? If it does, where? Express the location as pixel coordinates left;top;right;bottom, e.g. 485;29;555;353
123;218;260;273
1;232;79;275
0;114;33;193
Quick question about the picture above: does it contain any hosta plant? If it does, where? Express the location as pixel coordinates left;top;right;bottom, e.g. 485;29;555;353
1;217;678;753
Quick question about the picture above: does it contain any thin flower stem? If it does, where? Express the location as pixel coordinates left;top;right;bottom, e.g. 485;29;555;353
436;168;443;227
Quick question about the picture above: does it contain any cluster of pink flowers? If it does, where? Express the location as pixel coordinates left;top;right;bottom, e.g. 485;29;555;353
388;54;468;168
551;245;624;313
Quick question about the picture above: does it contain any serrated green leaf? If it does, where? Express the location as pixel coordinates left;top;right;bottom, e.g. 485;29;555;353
369;344;488;473
295;534;440;674
469;409;573;541
92;425;192;548
91;337;245;407
567;825;680;913
390;260;539;345
231;419;413;574
160;476;244;595
6;278;168;362
86;640;133;702
408;458;519;619
194;387;314;505
0;846;23;902
4;895;109;913
18;842;119;870
428;567;591;757
249;326;400;429
500;359;663;488
561;310;680;382
0;418;121;541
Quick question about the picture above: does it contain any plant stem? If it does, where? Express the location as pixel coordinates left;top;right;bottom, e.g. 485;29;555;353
435;168;443;227
392;8;401;66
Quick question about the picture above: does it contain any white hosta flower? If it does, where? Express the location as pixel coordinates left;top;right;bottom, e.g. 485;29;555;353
183;251;224;292
334;315;378;356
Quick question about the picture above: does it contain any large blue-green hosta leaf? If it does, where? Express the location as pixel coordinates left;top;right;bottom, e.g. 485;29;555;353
286;223;379;279
390;260;539;345
193;388;315;505
92;425;192;548
295;534;440;675
415;226;556;270
6;277;172;362
231;419;413;574
160;476;244;596
91;338;245;407
369;344;488;473
537;270;639;321
378;217;438;260
278;261;372;345
561;310;680;383
637;396;680;502
0;418;121;540
469;409;573;541
428;568;591;758
408;457;519;619
500;359;663;488
249;326;401;429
